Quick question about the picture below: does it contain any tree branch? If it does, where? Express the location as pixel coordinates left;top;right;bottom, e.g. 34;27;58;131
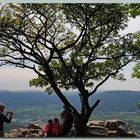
88;57;135;97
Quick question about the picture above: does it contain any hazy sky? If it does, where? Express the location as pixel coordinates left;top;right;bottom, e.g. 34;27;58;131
0;17;140;91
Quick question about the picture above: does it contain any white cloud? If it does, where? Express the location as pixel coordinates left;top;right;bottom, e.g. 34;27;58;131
0;67;38;90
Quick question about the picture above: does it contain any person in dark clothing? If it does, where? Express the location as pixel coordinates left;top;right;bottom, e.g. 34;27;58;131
60;105;73;136
0;103;13;137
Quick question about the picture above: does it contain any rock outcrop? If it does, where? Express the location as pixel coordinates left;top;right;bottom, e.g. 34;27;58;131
5;124;43;137
87;119;137;137
5;119;137;137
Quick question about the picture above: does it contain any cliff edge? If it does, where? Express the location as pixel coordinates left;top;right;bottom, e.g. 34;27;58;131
5;119;138;137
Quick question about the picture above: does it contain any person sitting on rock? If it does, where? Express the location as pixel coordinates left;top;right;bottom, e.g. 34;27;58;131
60;105;73;136
42;119;53;137
0;103;13;137
52;117;60;136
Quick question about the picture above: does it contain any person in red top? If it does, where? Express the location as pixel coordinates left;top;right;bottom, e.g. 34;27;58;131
42;119;53;137
52;118;60;136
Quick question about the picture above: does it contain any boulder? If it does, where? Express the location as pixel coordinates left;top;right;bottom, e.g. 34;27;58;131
108;130;118;137
87;119;137;137
5;119;137;137
27;124;42;129
87;125;109;137
5;124;42;138
104;119;128;130
87;120;105;126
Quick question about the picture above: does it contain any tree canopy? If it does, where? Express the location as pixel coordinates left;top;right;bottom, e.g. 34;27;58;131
130;4;140;80
0;3;140;135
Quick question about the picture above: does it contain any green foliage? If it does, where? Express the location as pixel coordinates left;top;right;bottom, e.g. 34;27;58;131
132;63;140;79
132;32;140;79
0;48;8;57
128;4;140;18
131;5;140;83
136;102;140;108
0;4;140;106
2;4;140;133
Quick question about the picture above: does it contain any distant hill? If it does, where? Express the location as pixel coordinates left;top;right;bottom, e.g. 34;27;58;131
90;90;140;112
0;90;62;108
1;89;140;133
0;90;140;112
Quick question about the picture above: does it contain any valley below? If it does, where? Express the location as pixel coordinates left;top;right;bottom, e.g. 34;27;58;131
1;89;140;135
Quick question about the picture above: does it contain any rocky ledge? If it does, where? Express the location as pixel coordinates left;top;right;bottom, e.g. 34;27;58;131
86;119;137;137
5;119;138;137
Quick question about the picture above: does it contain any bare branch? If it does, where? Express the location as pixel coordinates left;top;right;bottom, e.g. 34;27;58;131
60;27;85;52
88;57;135;97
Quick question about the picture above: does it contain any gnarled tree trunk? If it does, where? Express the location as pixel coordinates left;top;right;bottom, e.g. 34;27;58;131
73;114;88;136
73;96;100;137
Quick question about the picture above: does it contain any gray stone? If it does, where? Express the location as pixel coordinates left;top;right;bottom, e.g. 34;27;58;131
5;119;137;137
27;124;42;129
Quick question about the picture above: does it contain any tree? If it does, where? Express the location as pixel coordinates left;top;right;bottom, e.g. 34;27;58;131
129;4;140;117
131;4;140;80
0;3;140;136
132;60;140;79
